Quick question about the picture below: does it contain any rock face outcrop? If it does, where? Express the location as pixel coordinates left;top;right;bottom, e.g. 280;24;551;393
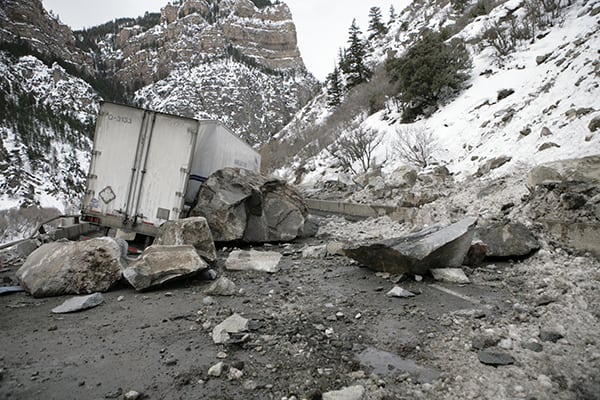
343;217;477;275
0;0;93;73
16;238;125;297
108;0;305;89
190;168;308;243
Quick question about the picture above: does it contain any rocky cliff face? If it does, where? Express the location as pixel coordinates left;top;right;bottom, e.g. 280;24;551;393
0;0;93;74
106;0;304;88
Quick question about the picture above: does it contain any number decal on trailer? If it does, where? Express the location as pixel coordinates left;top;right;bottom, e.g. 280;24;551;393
102;112;133;124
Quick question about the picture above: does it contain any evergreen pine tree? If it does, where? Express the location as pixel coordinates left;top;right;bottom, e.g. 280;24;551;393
389;5;397;22
386;29;471;122
341;19;371;90
326;66;343;109
368;7;387;39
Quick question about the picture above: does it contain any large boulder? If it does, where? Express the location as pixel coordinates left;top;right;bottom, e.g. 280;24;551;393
154;217;217;262
475;156;512;177
526;165;563;190
123;245;207;291
386;166;418;189
189;168;308;243
16;237;125;298
476;222;540;258
343;217;477;275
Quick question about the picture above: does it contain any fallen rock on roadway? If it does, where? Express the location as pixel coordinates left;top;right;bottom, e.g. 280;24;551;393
51;292;104;313
123;245;207;291
154;217;217;262
225;250;282;273
190;167;309;243
476;221;540;258
342;217;477;275
16;237;125;298
212;313;250;344
430;268;470;284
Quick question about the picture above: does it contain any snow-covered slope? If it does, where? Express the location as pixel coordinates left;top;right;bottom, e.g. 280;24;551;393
0;53;97;210
277;0;600;185
135;60;317;145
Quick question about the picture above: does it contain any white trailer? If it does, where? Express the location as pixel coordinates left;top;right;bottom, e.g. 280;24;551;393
81;102;260;236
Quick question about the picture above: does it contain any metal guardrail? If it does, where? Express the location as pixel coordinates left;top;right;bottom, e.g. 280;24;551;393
0;214;82;251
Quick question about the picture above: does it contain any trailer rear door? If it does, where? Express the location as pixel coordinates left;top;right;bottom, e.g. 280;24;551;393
83;103;198;235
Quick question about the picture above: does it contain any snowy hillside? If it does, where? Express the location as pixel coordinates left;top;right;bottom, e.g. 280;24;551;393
135;60;317;146
0;53;97;210
276;0;600;185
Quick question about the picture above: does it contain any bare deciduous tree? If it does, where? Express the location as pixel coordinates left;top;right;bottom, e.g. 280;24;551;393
394;125;437;168
328;120;383;175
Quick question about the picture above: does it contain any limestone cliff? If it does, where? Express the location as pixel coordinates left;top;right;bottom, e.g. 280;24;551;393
102;0;306;90
0;0;93;74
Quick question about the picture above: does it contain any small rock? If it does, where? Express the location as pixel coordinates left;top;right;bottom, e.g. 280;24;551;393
538;142;560;151
302;245;327;259
386;286;415;298
225;250;282;273
430;268;470;284
51;293;104;314
540;126;553;136
199;269;218;281
478;348;515;366
326;242;345;256
539;329;564;343
164;358;177;366
227;367;243;381
520;127;532;136
212;313;249;344
536;52;552;65
589;116;600;132
522;340;543;352
463;240;487;267
104;388;123;399
537;374;553;389
242;380;258;390
124;390;142;400
322;385;366;400
205;277;237;296
497;88;514;101
216;351;228;359
208;362;225;377
560;192;587;209
202;296;216;305
117;296;124;302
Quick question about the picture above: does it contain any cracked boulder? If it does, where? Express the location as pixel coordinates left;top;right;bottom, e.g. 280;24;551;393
476;222;540;258
189;167;308;242
343;217;477;275
154;217;217;262
16;237;126;298
123;245;207;291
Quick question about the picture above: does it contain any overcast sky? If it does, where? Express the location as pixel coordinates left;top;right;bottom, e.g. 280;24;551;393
42;0;410;81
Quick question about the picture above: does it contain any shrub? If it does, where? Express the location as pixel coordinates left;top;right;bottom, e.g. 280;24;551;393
328;120;383;175
393;125;437;168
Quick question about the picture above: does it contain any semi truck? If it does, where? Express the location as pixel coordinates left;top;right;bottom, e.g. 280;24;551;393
81;102;260;236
